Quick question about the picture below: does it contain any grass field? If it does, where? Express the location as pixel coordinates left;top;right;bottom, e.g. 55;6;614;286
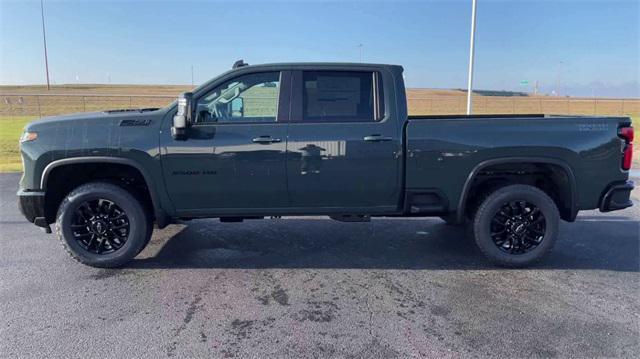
0;116;34;172
0;85;638;172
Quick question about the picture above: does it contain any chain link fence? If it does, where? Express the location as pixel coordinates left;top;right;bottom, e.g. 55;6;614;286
407;96;640;116
0;93;638;118
0;93;175;118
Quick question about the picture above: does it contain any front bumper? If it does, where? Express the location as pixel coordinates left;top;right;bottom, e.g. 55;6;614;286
17;189;51;232
599;180;634;212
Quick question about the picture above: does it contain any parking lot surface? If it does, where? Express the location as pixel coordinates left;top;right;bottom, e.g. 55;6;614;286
1;173;639;358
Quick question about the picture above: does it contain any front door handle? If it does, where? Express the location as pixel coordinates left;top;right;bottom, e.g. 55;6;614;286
363;134;393;142
252;136;282;144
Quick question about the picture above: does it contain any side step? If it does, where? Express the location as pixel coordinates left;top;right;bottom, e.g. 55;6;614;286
329;214;371;223
219;216;264;223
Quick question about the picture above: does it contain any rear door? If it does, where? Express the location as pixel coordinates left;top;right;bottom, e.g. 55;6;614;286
161;71;291;213
286;70;402;212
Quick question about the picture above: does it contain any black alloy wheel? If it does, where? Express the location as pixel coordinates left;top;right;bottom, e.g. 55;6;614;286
70;198;130;255
489;200;546;255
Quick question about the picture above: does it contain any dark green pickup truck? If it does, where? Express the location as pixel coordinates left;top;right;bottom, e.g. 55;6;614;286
18;62;635;268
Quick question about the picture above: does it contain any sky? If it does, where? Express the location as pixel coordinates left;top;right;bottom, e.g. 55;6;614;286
1;0;638;98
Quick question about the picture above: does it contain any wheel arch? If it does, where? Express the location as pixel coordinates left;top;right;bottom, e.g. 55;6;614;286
457;157;578;223
41;157;168;227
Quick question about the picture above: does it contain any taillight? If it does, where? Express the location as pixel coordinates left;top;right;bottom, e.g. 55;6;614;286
620;127;634;142
619;126;634;170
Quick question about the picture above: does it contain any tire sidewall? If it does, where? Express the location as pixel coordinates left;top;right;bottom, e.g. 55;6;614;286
473;185;559;266
57;183;147;267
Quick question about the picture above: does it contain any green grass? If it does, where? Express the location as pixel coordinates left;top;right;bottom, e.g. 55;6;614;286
0;116;36;172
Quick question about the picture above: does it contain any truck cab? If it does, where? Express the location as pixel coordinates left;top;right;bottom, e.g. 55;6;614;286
163;63;404;216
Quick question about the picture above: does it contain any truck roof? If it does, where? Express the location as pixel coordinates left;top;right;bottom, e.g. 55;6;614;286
192;61;404;94
228;61;403;71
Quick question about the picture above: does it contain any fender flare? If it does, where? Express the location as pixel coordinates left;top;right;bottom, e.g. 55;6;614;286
456;157;578;222
40;156;168;227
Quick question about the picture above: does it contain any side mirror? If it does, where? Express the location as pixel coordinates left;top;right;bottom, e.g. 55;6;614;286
171;92;193;140
231;97;244;117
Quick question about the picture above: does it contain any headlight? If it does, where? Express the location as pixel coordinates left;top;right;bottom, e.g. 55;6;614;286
20;131;38;143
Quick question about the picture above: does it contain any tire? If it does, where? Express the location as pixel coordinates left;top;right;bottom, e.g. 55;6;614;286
472;184;559;267
55;182;151;268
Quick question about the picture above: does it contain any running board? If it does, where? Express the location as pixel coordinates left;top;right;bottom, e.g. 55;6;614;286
329;214;371;222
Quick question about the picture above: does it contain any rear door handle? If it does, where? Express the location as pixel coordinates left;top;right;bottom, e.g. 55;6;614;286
252;136;282;144
363;134;393;142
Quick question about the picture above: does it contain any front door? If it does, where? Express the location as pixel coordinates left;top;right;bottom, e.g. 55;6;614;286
160;71;290;214
286;70;402;212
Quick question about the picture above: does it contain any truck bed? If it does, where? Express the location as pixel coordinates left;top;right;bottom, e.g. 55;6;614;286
403;115;631;218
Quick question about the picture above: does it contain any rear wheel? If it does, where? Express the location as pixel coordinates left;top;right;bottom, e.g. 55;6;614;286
472;184;559;267
55;182;151;268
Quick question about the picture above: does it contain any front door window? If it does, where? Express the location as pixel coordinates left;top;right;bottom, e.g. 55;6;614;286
195;72;281;123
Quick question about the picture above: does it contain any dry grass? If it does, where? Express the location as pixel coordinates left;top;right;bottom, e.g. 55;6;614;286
0;84;193;96
1;85;638;117
406;92;640;116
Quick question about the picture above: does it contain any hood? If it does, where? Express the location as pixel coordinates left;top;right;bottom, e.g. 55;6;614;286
20;107;168;162
25;108;161;132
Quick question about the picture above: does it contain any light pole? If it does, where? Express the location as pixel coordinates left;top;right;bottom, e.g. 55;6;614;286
466;0;477;115
40;0;51;90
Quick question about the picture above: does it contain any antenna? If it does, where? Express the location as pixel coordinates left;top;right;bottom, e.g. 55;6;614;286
232;59;249;69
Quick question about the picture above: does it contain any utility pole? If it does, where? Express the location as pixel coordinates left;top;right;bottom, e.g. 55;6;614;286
40;0;51;90
466;0;478;115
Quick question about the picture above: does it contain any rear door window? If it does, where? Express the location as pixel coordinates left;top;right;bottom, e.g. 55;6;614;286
302;71;383;122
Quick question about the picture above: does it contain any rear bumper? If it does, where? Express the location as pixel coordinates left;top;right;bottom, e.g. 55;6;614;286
599;180;634;212
17;189;50;232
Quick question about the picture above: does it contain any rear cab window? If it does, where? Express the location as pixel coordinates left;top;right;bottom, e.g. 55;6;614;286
300;71;384;123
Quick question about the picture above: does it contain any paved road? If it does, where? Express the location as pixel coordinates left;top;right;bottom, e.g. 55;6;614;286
1;173;639;358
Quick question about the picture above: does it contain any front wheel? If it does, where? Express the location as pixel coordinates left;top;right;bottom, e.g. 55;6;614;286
472;184;559;267
55;182;151;268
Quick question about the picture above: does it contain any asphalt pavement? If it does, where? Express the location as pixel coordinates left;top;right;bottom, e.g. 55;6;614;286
1;172;639;358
